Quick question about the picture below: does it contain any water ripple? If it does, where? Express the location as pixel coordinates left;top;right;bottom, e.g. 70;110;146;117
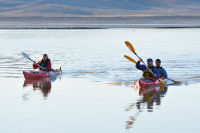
0;29;200;84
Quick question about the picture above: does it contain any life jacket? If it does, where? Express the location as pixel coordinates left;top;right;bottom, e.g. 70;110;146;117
142;67;154;77
39;59;50;70
156;67;162;74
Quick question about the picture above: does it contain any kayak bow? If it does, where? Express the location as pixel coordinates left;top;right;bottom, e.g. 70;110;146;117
135;77;167;88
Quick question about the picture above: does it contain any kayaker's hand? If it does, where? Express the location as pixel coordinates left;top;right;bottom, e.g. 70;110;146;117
160;75;166;78
139;58;142;62
153;74;157;77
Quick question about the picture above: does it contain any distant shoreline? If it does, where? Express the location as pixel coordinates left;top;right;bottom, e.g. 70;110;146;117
1;17;200;29
1;26;200;29
1;24;200;29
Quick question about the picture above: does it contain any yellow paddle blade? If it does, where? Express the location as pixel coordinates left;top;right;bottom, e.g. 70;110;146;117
173;81;182;83
159;80;166;86
124;41;136;54
124;55;136;64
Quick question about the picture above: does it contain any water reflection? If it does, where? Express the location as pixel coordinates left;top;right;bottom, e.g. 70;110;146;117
125;86;168;129
23;77;57;99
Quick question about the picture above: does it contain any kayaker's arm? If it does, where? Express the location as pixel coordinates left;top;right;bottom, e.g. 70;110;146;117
153;67;160;78
136;61;145;71
33;61;40;69
161;68;168;78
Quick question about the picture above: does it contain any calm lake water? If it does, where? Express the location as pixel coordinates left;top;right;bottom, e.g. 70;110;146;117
0;28;200;133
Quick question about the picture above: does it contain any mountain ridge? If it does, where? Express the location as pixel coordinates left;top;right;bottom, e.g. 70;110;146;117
1;0;200;18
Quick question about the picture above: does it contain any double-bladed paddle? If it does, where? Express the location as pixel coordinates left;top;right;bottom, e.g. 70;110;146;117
124;47;181;84
124;41;166;85
21;52;43;68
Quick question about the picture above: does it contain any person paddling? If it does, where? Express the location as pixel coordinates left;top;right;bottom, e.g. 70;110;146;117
33;54;51;71
136;58;160;78
155;59;168;78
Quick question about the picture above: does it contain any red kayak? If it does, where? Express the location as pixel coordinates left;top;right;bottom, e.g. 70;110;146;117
23;69;61;79
134;77;167;88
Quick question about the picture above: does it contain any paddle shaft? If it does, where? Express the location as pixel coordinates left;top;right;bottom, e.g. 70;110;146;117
21;52;46;70
166;78;175;82
28;58;43;69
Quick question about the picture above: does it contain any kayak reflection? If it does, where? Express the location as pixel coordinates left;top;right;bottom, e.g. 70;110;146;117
125;85;168;129
23;77;57;98
135;86;168;110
